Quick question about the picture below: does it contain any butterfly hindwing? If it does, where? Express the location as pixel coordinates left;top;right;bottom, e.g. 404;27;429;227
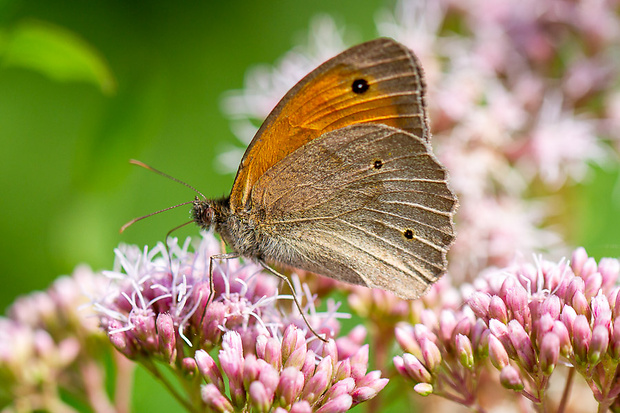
249;124;457;299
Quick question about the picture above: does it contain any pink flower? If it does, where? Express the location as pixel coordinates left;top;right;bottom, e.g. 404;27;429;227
199;329;388;412
92;233;383;412
397;248;620;411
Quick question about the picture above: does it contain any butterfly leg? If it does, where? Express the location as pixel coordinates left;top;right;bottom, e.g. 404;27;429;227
208;252;241;307
258;260;327;343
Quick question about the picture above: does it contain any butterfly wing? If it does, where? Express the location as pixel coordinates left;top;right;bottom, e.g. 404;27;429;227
249;124;457;299
230;38;429;212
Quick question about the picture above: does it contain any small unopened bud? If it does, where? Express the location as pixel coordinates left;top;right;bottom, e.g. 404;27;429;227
413;383;434;396
539;333;560;375
455;334;474;370
488;334;510;370
500;365;524;391
588;325;609;364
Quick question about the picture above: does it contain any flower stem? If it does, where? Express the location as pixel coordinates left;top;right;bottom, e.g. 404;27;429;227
557;367;575;413
141;359;199;413
366;323;392;412
79;359;116;413
113;352;135;413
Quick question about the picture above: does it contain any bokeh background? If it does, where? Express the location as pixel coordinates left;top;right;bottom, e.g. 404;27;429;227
1;0;619;411
0;0;388;304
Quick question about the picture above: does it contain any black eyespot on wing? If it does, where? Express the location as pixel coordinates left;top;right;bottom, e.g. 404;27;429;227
373;159;383;169
352;78;369;94
403;229;414;240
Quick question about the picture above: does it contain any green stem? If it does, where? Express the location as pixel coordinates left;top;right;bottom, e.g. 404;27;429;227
557;367;575;413
141;359;200;413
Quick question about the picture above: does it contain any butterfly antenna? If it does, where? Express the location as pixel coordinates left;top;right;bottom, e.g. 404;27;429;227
129;159;206;200
120;201;194;233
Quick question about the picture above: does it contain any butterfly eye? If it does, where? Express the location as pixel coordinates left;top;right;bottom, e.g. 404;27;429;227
373;159;383;169
351;78;369;94
403;229;414;240
192;198;214;230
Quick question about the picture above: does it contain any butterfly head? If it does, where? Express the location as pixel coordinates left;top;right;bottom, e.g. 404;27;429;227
191;196;215;230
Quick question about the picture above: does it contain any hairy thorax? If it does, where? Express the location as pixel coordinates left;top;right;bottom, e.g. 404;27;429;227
217;204;305;269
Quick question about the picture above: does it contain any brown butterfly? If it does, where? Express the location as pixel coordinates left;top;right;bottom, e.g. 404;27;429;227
189;38;458;300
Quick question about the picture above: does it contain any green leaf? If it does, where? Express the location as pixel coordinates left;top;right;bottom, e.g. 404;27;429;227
0;19;116;94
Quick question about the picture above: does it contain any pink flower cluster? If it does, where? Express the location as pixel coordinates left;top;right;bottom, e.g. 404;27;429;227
93;233;386;412
472;248;620;411
193;327;386;413
395;248;620;412
392;283;489;410
0;266;118;412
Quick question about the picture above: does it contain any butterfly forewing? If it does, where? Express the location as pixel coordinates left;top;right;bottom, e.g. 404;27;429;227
250;124;457;299
230;38;429;212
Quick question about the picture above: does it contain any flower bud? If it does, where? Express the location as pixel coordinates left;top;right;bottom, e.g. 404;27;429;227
400;353;432;383
591;292;612;330
566;277;585;305
131;311;158;352
258;363;279;399
420;339;442;371
584;272;603;300
488;334;510;370
581;257;599;279
290;401;312;413
323;377;354;402
195;350;225;393
262;337;282;371
350;344;369;380
334;359;351;382
534;313;555;345
282;325;304;363
571;291;589;316
571;247;589;276
489;296;508;324
540;295;561;320
302;356;332;405
572;315;592;362
453;315;474;338
588;325;609;364
156;313;176;363
561;305;577;336
552;321;572;357
539;332;560;375
315;394;352;413
455;334;474;370
201;383;234;413
420;309;439;329
489;319;516;358
351;375;389;403
500;365;524;391
249;381;271;413
439;310;457;342
471;319;489;353
413;383;433;396
599;258;620;289
395;324;419;354
276;367;305;409
468;292;491;319
508;320;535;371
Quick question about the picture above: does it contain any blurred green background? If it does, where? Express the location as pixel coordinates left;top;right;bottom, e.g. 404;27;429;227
0;0;389;305
0;0;618;411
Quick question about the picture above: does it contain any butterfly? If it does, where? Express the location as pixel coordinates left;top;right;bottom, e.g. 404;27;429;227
189;38;458;300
